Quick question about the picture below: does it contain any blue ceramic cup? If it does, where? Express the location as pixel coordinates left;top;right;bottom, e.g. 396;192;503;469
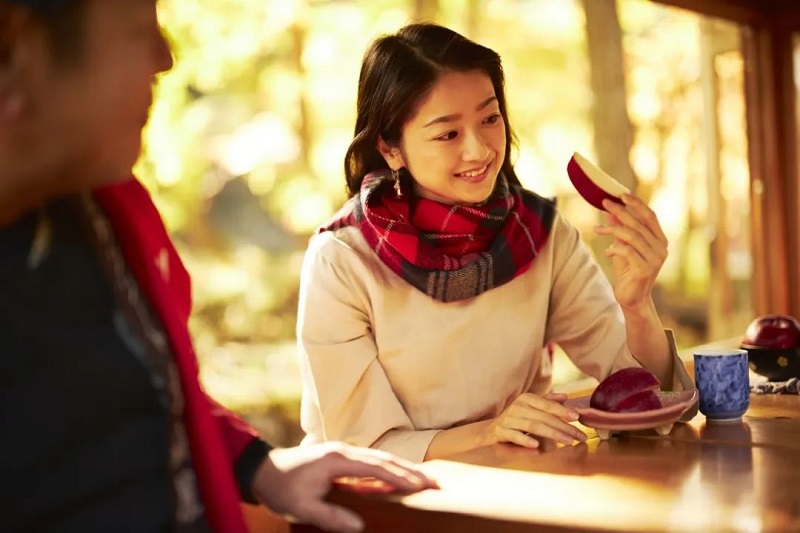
694;349;750;422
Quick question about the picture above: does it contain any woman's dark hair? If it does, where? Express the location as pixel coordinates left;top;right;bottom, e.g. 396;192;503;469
344;23;520;196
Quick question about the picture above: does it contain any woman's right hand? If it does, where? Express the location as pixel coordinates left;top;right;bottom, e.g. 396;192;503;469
485;392;588;448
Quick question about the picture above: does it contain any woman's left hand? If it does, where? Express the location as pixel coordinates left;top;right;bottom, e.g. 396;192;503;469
594;194;668;312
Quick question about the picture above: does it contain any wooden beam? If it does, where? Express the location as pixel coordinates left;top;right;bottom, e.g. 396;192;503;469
648;0;769;26
773;7;800;31
650;0;800;30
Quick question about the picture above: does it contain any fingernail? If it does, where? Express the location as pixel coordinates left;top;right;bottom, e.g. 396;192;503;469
568;411;579;421
560;437;575;445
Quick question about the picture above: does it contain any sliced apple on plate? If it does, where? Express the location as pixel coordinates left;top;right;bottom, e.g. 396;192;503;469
590;367;661;413
566;151;630;211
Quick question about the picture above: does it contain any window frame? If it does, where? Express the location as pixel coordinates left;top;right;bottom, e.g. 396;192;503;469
652;0;800;320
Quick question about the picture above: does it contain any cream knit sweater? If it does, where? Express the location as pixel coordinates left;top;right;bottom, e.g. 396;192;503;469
296;211;693;462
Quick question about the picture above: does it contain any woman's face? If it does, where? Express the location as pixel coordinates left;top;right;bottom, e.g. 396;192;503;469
380;70;507;205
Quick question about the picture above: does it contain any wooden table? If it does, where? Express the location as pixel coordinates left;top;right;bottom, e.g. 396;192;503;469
292;394;800;532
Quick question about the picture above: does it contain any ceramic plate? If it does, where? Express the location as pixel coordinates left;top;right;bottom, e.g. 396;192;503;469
564;390;698;438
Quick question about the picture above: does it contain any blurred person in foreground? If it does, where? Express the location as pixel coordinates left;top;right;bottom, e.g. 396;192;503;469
0;1;437;532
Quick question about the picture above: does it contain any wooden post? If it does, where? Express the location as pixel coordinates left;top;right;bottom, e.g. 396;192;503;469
741;23;797;316
699;20;732;338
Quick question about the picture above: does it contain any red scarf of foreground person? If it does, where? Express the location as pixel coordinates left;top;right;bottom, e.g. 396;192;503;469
94;177;256;532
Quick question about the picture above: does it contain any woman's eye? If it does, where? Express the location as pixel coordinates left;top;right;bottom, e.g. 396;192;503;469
485;113;502;125
435;131;458;141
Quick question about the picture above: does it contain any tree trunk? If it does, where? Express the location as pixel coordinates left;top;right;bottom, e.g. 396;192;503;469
290;23;313;172
581;0;637;191
581;0;637;280
413;0;439;22
465;0;481;37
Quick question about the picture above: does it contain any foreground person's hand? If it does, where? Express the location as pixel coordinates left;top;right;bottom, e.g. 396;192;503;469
486;392;587;448
251;442;439;532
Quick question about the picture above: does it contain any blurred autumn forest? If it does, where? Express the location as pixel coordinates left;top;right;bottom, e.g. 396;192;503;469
139;0;753;445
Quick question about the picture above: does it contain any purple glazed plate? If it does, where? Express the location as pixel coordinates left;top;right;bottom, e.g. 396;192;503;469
564;390;698;439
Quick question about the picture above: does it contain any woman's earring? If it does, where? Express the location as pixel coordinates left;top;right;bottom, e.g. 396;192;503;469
392;168;402;198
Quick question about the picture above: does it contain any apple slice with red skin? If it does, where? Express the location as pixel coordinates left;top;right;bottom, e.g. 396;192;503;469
609;389;662;413
590;367;661;412
567;152;631;211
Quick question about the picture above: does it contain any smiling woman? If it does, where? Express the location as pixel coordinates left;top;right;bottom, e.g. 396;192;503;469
295;22;696;464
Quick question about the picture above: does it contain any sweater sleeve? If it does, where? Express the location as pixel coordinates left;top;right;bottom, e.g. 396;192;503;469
544;213;694;397
296;232;439;462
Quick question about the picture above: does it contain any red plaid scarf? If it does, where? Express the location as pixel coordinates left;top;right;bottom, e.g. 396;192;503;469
320;170;556;302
